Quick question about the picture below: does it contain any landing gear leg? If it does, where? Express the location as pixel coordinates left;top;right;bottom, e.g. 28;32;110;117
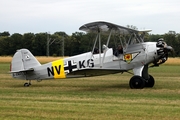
141;65;155;87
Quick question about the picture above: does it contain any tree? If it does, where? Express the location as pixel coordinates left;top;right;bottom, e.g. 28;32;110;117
163;33;179;57
69;32;94;56
0;36;13;55
175;34;180;56
48;33;62;56
0;31;10;37
0;29;179;57
32;33;47;56
22;33;35;51
7;33;23;55
148;34;163;42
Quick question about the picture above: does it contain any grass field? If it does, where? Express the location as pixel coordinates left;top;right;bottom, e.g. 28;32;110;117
0;57;180;120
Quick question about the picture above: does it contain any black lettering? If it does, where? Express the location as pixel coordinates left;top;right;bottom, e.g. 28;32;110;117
79;60;85;68
13;72;26;77
55;65;61;75
87;59;94;67
47;67;54;76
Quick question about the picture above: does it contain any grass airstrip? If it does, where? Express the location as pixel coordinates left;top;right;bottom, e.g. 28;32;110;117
0;57;180;120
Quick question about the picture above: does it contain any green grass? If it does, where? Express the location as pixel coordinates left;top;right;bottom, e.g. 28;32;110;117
0;63;180;120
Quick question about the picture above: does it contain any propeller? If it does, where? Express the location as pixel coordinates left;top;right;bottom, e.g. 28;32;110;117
152;38;174;67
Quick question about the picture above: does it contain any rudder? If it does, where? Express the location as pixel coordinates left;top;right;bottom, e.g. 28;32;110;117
11;49;41;72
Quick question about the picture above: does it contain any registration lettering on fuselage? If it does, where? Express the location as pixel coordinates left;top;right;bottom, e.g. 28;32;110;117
47;59;94;78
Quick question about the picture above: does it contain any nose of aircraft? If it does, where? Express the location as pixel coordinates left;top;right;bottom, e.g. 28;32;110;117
154;38;174;66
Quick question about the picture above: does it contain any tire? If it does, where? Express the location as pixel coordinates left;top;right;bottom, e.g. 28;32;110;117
129;76;145;89
145;75;155;87
24;83;29;87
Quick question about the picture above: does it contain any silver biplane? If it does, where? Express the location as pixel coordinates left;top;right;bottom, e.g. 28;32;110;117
10;21;173;89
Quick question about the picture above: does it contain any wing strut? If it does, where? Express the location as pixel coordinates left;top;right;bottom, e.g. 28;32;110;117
101;29;113;67
91;29;113;68
91;34;98;57
98;31;102;67
106;29;112;46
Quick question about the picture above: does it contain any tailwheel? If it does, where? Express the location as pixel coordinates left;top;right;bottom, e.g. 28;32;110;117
24;80;31;87
24;83;30;87
129;76;145;89
145;75;155;88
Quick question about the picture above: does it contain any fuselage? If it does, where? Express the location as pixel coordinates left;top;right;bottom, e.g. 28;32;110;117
12;42;159;80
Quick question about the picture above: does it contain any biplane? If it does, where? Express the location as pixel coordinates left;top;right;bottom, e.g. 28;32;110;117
10;21;173;89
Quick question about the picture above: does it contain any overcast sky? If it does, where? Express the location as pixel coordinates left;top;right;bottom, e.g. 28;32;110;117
1;0;180;35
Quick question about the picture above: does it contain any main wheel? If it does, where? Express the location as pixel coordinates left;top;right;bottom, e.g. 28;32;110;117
129;76;145;89
145;75;155;87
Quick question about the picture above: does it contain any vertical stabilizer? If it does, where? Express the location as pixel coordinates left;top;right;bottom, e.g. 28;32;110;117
11;49;41;72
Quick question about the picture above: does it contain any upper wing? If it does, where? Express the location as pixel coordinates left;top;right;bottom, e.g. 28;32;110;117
79;21;151;35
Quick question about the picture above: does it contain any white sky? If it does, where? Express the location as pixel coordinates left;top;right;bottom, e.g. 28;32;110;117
1;0;180;35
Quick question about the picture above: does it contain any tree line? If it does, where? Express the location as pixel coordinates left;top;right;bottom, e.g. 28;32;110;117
0;31;179;57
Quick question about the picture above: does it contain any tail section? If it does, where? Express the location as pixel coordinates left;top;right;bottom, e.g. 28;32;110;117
11;49;41;73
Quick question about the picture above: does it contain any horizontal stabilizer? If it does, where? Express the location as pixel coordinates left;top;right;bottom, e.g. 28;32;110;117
10;68;34;73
